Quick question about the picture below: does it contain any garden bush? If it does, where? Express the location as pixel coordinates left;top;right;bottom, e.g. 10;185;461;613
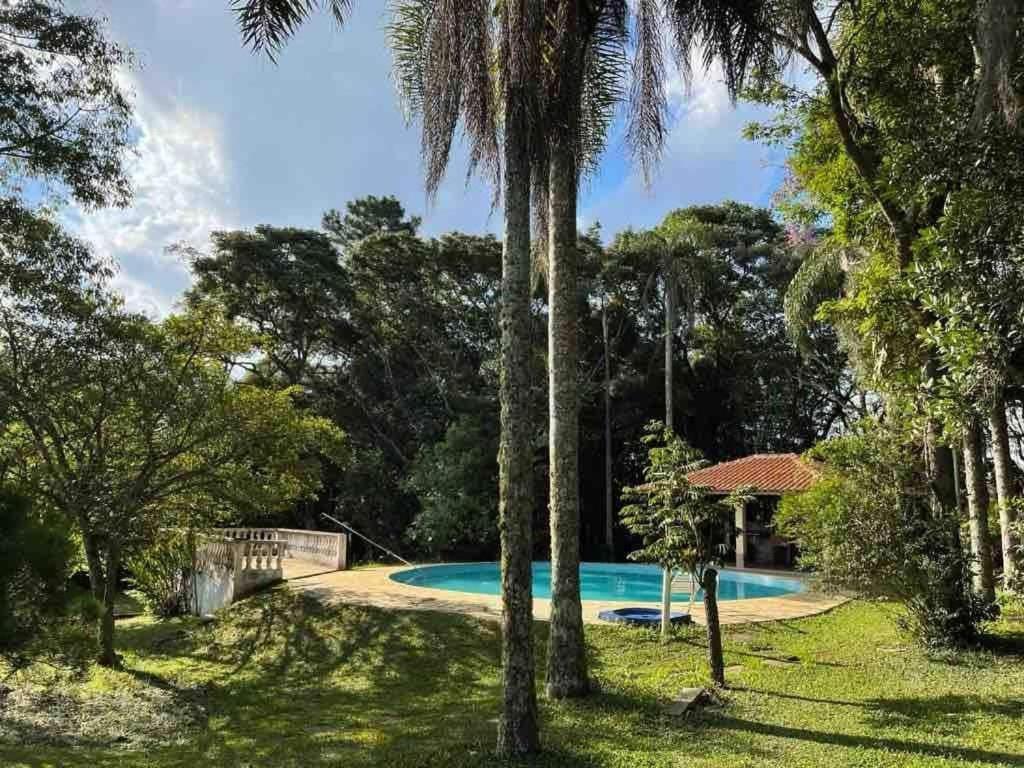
777;419;992;648
126;532;196;619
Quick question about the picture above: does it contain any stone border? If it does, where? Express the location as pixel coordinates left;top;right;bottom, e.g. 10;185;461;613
283;562;848;626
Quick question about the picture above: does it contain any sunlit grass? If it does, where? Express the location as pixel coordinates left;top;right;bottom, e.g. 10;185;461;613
2;588;1023;767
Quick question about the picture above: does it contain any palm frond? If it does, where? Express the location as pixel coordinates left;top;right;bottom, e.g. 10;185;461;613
579;0;629;179
783;242;844;349
458;0;501;192
388;0;433;120
661;0;777;101
233;0;351;60
389;0;500;199
627;0;668;186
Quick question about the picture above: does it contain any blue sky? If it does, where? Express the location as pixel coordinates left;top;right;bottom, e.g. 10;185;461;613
71;1;789;316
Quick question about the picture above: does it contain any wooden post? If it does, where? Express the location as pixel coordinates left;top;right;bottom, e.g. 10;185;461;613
735;501;747;569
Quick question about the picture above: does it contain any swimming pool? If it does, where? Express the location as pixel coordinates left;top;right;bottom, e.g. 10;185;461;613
390;562;805;602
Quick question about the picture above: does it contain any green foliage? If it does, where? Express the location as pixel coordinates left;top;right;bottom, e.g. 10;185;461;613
125;531;196;619
185;227;355;389
0;1;134;207
777;420;992;648
322;194;420;250
405;414;498;559
1008;513;1024;593
607;202;858;459
620;422;746;581
1;233;347;661
748;1;1024;439
188;208;503;555
0;488;75;655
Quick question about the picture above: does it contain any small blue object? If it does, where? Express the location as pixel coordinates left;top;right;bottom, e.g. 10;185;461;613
597;607;691;627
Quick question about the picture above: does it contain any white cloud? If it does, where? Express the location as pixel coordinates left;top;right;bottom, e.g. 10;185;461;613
664;61;731;124
68;74;236;317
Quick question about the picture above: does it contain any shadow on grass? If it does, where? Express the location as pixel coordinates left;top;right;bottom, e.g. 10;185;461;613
730;687;867;708
673;634;846;668
860;693;1024;735
87;590;723;768
978;625;1024;657
710;714;1024;766
735;686;1024;722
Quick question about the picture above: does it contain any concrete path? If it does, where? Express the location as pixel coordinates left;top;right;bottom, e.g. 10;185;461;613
282;562;848;626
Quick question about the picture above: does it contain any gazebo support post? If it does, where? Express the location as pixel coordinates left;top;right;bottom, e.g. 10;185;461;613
734;501;747;570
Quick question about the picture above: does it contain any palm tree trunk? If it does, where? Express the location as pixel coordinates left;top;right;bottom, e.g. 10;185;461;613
545;31;587;696
664;267;674;433
495;5;539;754
660;265;676;636
546;136;588;698
963;419;996;602
602;301;614;560
989;393;1019;587
702;568;725;687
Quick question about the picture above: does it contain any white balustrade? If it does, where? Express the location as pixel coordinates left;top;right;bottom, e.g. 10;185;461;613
186;527;348;616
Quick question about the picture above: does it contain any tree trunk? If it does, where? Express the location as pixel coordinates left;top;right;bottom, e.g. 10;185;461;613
702;568;725;687
660;567;672;641
97;541;121;668
82;529;104;598
989;393;1020;587
659;266;676;634
495;10;539;753
602;302;614;560
545;13;587;696
963;420;996;602
664;266;674;433
952;447;966;517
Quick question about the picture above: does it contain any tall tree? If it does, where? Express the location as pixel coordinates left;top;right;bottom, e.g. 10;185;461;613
322;194;421;251
1;234;345;665
536;0;777;700
0;1;133;209
542;0;590;701
989;397;1020;586
231;0;542;752
185;227;354;389
963;420;996;601
748;0;980;574
495;2;543;748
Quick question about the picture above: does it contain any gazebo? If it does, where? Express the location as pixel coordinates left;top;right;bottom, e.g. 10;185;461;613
687;453;818;569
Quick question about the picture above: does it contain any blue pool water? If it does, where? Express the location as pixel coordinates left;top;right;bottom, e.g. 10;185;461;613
390;562;805;602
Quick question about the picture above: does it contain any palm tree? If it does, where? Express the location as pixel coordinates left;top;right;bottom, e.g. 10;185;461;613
534;0;776;700
963;418;996;602
232;0;542;753
989;392;1020;587
492;0;544;753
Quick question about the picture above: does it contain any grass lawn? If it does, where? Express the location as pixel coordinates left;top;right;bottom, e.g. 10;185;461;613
2;589;1023;768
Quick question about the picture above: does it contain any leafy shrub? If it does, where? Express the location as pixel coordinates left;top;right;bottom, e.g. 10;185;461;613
0;488;77;657
777;419;991;648
126;531;195;618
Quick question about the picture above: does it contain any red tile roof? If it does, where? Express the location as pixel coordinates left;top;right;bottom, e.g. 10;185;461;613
686;453;818;495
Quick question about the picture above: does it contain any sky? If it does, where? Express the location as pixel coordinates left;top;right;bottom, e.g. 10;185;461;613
69;1;791;317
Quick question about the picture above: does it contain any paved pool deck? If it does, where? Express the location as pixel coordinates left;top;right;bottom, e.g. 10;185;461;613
282;561;848;626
